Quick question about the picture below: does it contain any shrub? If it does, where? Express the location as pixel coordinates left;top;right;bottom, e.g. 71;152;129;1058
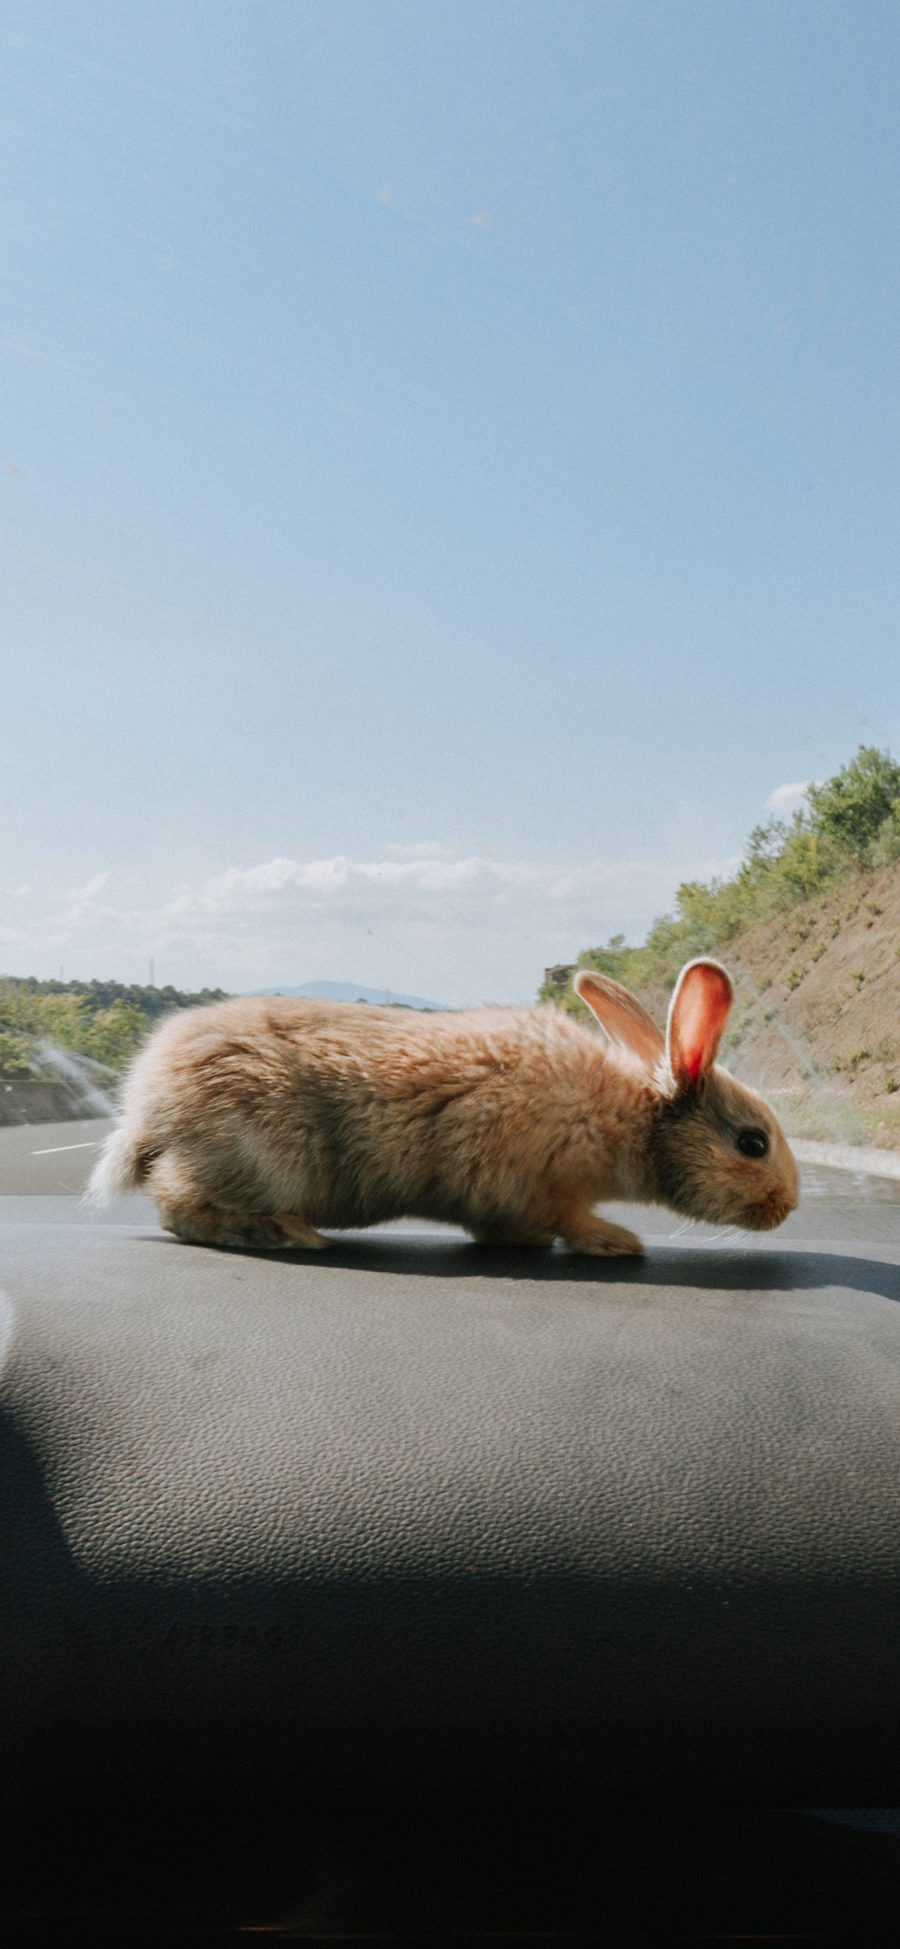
0;1030;35;1077
0;977;229;1072
540;744;899;1010
807;746;900;859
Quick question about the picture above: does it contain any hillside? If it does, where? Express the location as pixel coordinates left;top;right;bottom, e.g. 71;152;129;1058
638;858;900;1151
544;746;900;1152
256;983;446;1010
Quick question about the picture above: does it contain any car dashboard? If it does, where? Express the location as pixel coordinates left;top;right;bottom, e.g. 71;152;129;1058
1;1153;899;1937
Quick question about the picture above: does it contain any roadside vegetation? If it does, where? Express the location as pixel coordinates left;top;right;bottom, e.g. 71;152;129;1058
540;746;900;1010
0;980;228;1078
539;745;900;1149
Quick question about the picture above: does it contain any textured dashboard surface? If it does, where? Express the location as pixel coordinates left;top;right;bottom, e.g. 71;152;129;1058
2;1197;899;1808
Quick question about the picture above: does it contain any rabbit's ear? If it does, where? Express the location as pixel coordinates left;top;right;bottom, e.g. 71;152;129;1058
573;970;665;1073
666;959;733;1092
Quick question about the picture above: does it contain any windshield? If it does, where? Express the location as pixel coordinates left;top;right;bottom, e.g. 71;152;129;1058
1;1;898;1195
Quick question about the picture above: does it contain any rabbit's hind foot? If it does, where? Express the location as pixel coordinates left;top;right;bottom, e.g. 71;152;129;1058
158;1201;330;1252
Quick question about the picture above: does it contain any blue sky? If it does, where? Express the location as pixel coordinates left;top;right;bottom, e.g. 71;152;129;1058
2;0;898;1003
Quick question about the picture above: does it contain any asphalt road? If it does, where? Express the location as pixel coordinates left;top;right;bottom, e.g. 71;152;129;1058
2;1116;900;1255
0;1118;111;1193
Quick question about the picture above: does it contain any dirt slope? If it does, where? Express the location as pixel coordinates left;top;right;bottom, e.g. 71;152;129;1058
637;859;900;1151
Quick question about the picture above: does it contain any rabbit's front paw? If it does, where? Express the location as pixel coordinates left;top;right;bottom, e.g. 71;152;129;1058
562;1216;645;1258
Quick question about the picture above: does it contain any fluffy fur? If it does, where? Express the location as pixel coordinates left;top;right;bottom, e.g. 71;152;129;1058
86;961;798;1256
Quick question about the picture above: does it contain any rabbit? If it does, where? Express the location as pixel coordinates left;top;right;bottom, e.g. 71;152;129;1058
86;958;798;1256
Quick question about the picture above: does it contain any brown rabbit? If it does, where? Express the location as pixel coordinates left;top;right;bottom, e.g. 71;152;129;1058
86;959;798;1255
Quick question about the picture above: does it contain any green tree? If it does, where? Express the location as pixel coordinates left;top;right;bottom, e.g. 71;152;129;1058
0;1030;34;1076
34;993;92;1051
78;1001;147;1069
807;745;900;859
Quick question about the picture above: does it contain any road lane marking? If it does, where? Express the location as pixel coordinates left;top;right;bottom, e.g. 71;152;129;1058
30;1140;105;1155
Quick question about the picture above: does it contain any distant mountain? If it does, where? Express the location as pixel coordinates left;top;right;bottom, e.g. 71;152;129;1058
255;982;450;1011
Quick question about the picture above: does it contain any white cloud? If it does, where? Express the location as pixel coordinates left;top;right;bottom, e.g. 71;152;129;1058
765;780;811;816
48;870;113;929
8;849;744;1003
77;870;111;898
144;853;674;929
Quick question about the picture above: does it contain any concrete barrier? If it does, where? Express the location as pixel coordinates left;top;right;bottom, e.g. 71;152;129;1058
793;1138;900;1183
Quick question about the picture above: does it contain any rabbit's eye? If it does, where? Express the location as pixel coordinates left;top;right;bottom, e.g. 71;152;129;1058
737;1127;769;1159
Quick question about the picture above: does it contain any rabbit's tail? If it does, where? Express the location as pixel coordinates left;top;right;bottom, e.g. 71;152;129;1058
83;1121;156;1210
